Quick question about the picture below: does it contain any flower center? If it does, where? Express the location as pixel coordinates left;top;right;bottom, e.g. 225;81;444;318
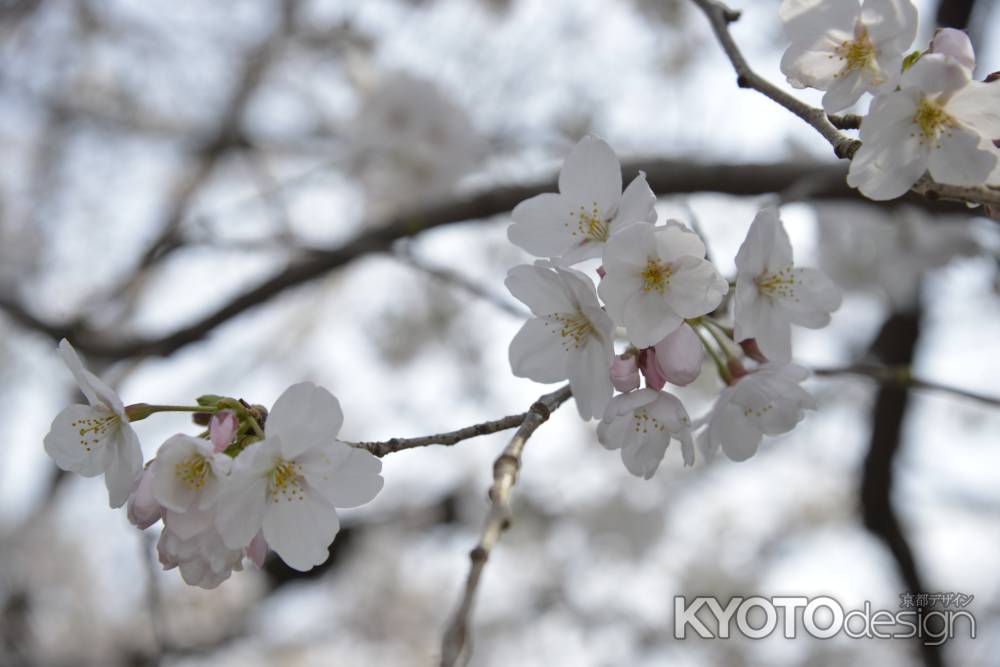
755;267;796;299
834;27;876;75
632;408;666;434
568;202;610;243
641;258;672;293
547;308;597;351
912;98;956;145
175;453;210;491
268;458;304;502
72;413;119;453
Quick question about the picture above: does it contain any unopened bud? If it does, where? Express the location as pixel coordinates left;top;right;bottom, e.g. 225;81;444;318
739;338;768;364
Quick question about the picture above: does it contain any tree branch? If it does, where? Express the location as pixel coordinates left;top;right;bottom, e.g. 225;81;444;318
1;158;971;360
688;0;1000;209
439;384;572;667
813;365;1000;409
352;410;530;458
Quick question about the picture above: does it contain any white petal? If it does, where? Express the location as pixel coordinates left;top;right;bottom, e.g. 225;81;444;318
300;445;384;508
266;382;343;460
822;69;869;114
505;264;575;316
780;0;858;39
654;225;706;263
215;470;268;550
611;171;657;232
568;337;613;420
664;256;728;318
947;81;1000;137
262;489;340;572
752;303;793;363
848;113;929;200
597;273;641;325
601;222;655;274
654;323;704;387
736;208;793;276
716;402;764;462
558;136;622;218
927;125;998;186
508;192;575;258
104;427;143;508
152;435;211;513
509;318;572;383
861;0;918;50
621;435;668;480
624;290;683;348
901;54;970;96
780;36;846;90
57;340;99;406
43;404;116;477
783;268;842;327
554;266;602;312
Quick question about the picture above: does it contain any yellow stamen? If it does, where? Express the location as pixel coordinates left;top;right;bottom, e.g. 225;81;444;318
912;98;956;145
641;258;672;293
175;453;210;491
755;267;797;300
71;413;118;453
269;459;304;502
545;308;597;351
566;201;611;243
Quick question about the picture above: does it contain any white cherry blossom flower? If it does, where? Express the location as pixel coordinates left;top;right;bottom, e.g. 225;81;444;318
43;339;143;508
734;208;841;363
508;136;656;264
152;434;232;514
779;0;918;113
597;389;694;479
214;382;383;572
847;54;1000;200
599;222;728;348
699;364;816;462
158;509;246;589
506;263;615;420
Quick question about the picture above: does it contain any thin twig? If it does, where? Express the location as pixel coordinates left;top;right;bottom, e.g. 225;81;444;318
394;242;530;319
439;384;572;667
352;411;530;457
813;365;1000;408
688;0;1000;209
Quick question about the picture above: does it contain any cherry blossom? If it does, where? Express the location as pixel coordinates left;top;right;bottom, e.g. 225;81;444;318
699;364;817;462
597;389;694;479
43;339;143;508
158;509;247;589
733;208;841;363
506;262;615;420
152;434;232;514
508;136;656;264
847;54;1000;200
214;382;384;572
779;0;918;113
599;222;728;348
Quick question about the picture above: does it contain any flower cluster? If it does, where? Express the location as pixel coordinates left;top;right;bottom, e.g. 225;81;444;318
506;136;841;477
779;0;1000;200
44;341;383;588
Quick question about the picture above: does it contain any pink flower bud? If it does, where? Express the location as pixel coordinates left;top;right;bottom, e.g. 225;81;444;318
209;410;239;453
610;353;640;392
739;338;768;364
596;265;607;279
653;324;703;386
638;347;667;391
930;28;975;72
246;530;269;569
127;463;162;530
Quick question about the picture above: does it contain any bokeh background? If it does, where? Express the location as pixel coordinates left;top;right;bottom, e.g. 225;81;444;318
1;0;999;665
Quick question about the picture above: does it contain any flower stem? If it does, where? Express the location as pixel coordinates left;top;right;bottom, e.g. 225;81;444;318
124;403;219;422
690;323;732;384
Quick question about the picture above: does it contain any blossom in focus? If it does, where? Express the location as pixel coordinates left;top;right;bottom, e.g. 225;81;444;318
699;364;816;462
847;54;1000;200
734;208;841;363
652;323;703;386
43;339;143;508
214;382;384;572
508;135;657;265
506;262;616;420
158;509;246;589
599;222;728;348
152;434;232;514
597;389;694;479
779;0;918;113
930;28;975;74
